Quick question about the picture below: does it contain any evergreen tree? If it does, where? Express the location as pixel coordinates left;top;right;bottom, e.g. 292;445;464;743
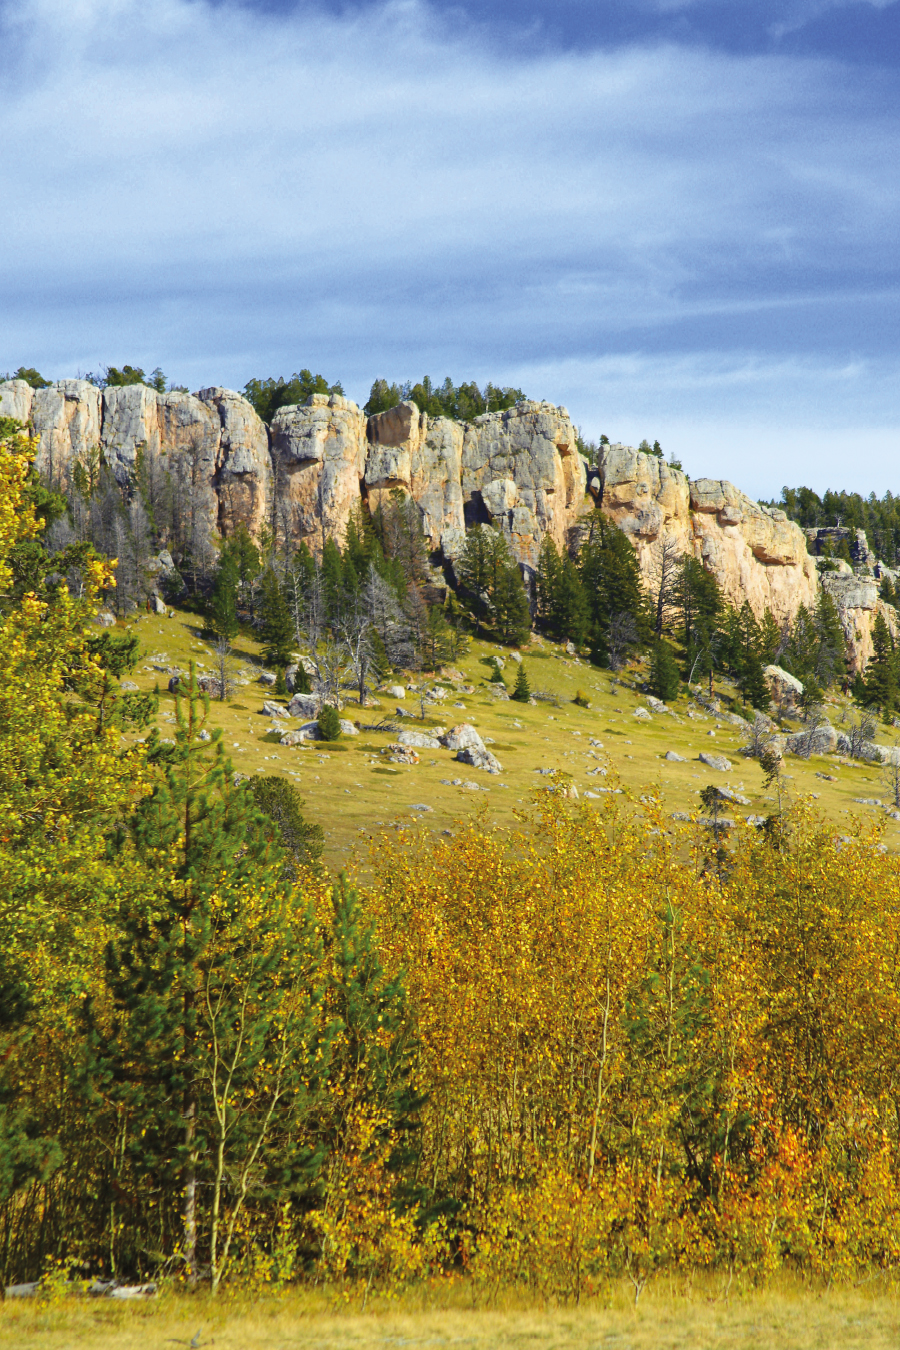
208;557;240;641
813;590;847;688
649;639;681;702
552;557;591;646
676;556;722;686
291;661;312;695
259;568;295;670
492;561;532;646
87;672;327;1282
863;611;898;712
580;516;648;666
325;878;422;1168
219;526;261;604
535;536;562;627
510;661;531;702
317;703;342;741
250;774;324;874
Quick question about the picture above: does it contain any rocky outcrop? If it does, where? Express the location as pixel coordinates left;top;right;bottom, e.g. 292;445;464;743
199;387;272;538
271;394;367;546
819;571;898;674
363;398;585;571
460;402;586;568
0;377;272;544
365;401;465;546
591;444;818;629
0;379;103;489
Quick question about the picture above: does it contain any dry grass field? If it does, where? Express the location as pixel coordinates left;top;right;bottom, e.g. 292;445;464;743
2;1279;900;1350
120;605;899;866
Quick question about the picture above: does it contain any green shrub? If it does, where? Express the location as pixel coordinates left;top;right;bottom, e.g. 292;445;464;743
573;689;591;708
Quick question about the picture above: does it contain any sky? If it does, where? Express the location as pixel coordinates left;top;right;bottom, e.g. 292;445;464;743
0;0;898;500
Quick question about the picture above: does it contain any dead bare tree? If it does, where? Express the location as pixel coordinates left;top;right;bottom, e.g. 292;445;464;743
646;536;683;639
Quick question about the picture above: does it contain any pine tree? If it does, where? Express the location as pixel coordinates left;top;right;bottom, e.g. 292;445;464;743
676;556;721;687
580;516;648;667
510;661;531;702
87;670;325;1282
259;568;295;670
325;878;422;1166
649;639;681;702
492;561;532;646
552;557;590;646
317;703;342;741
250;774;324;874
208;557;240;641
291;661;312;695
535;536;562;627
863;611;898;712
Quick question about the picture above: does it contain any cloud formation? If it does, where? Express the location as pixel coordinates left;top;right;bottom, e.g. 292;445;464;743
0;0;897;494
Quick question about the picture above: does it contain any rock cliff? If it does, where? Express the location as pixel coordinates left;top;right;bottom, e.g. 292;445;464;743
0;376;888;672
590;444;818;628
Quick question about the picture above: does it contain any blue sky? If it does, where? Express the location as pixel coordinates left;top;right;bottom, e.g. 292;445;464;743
0;0;898;498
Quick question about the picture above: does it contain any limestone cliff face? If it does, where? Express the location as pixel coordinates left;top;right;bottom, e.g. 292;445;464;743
819;570;898;674
270;394;367;546
199;387;272;538
0;378;270;543
591;444;818;629
365;401;465;547
459;401;586;568
0;379;104;490
6;377;883;669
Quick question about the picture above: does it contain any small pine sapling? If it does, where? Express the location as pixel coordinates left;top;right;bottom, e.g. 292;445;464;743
573;689;591;708
317;703;342;742
511;662;531;703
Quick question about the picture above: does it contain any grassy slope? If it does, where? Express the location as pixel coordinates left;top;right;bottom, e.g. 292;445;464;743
118;607;900;866
2;1281;900;1350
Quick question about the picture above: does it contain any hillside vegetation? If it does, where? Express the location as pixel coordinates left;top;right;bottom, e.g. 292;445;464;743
5;414;900;1333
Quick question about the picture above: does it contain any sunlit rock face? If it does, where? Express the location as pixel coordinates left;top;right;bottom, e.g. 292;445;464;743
270;394;368;547
459;401;587;568
592;443;818;629
364;401;465;547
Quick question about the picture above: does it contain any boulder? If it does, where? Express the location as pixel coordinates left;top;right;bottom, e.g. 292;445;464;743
455;746;502;774
765;665;803;708
280;730;309;747
388;744;420;764
95;610;116;627
633;707;651;720
259;672;277;686
287;693;321;718
699;752;733;771
263;700;290;719
338;719;359;736
151;594;167;615
707;785;751;806
396;730;442;750
384;685;406;699
197;675;223;698
440;723;485;753
784;723;838;756
664;750;687;762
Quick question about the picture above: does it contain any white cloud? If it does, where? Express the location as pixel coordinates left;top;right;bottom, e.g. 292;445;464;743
0;0;897;496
